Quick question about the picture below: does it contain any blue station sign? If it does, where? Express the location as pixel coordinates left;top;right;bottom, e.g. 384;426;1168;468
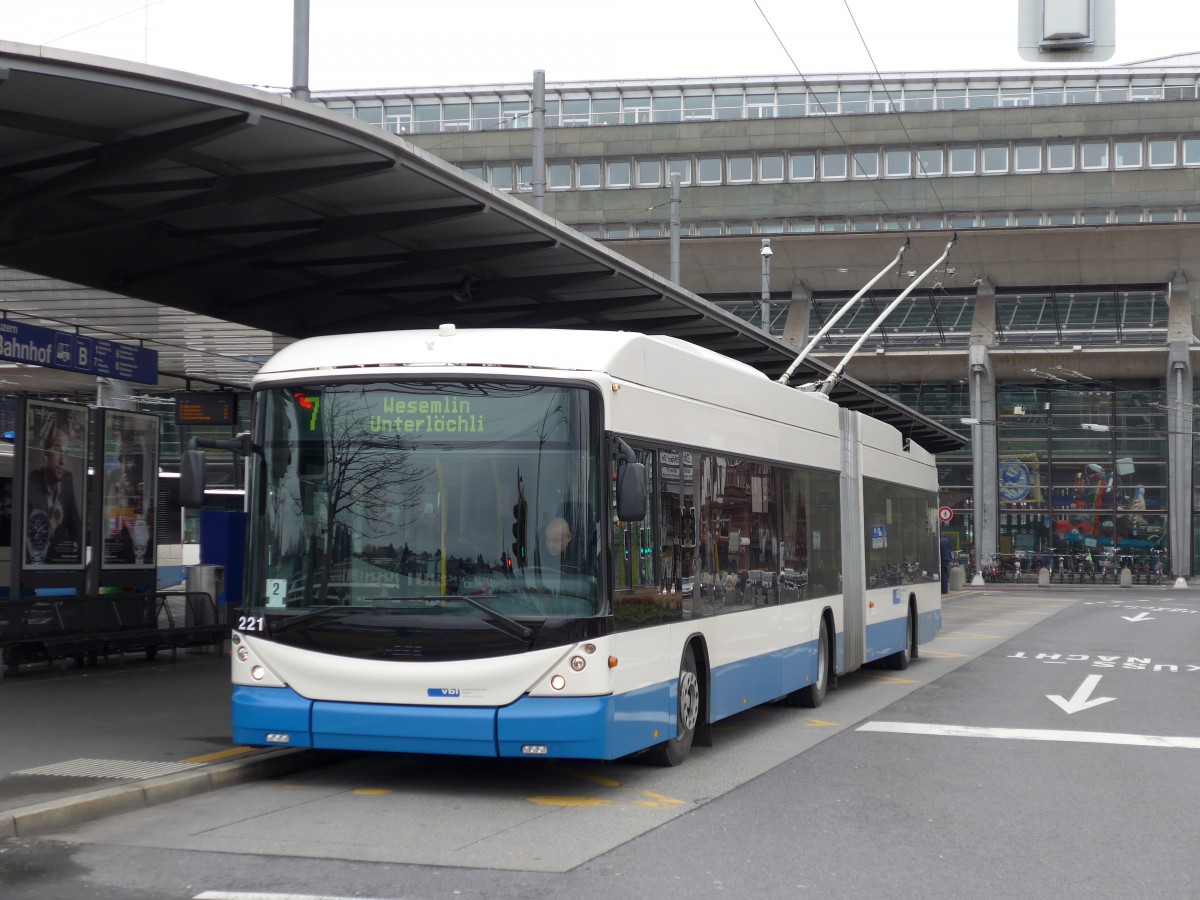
0;319;158;384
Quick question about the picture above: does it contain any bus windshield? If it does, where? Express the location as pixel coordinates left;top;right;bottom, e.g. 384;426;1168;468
245;380;604;618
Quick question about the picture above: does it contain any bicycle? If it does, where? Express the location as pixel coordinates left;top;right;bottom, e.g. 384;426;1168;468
1145;549;1166;585
1053;553;1070;584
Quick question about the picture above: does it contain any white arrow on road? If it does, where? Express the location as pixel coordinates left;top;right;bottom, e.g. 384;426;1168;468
1047;674;1116;714
1122;612;1155;622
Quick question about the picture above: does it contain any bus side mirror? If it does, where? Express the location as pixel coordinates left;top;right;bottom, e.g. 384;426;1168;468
616;461;646;522
180;448;207;509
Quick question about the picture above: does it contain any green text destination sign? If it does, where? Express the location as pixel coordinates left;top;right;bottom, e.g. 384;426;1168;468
370;396;484;434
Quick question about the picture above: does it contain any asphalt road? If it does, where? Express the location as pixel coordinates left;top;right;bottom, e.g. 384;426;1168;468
3;586;1199;900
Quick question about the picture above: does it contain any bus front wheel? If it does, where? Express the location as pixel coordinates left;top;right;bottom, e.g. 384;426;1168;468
650;645;700;766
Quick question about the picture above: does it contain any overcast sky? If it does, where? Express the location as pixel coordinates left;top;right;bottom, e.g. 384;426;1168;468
2;0;1197;91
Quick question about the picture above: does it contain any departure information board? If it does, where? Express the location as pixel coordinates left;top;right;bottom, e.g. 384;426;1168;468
176;393;237;426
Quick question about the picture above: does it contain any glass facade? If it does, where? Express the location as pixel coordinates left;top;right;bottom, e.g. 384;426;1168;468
870;380;1172;579
996;384;1167;574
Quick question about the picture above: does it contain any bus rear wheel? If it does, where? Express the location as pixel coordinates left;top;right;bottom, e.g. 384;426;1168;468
787;617;828;708
650;645;700;767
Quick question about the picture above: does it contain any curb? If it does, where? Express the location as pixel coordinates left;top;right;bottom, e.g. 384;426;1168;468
0;747;321;839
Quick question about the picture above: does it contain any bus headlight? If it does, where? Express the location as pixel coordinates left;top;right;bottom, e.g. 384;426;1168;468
570;655;586;671
236;647;250;662
251;666;266;681
550;674;566;691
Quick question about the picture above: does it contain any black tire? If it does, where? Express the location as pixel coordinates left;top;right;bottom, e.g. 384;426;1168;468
884;608;913;671
788;617;829;708
649;645;700;767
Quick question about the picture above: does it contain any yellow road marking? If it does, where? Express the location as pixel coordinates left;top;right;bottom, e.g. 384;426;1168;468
551;765;621;788
528;796;612;807
934;634;1004;641
977;619;1032;626
920;649;969;658
639;790;686;805
180;747;257;764
353;788;393;796
806;718;839;727
940;633;1008;643
855;672;919;684
546;765;687;809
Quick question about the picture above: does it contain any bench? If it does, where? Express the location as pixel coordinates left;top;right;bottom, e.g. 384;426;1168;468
0;592;229;676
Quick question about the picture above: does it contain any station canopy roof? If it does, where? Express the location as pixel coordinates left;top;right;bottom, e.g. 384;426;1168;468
0;42;963;453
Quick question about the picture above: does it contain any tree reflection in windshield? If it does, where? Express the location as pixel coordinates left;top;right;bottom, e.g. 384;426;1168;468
251;381;603;618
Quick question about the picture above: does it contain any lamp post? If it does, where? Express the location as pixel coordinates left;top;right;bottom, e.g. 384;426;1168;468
760;239;772;334
292;0;310;102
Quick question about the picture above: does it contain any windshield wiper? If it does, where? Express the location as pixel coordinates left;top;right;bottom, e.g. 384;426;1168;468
422;594;534;641
267;596;534;642
268;605;376;635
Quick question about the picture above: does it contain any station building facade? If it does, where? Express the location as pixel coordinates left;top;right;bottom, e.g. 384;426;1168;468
312;60;1200;577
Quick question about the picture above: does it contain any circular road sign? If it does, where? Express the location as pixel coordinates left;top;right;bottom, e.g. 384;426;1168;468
938;506;954;523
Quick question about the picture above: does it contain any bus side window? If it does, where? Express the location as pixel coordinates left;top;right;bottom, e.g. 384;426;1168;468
612;446;662;630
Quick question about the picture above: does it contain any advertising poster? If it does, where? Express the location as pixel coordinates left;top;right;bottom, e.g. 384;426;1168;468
101;409;159;569
23;400;88;569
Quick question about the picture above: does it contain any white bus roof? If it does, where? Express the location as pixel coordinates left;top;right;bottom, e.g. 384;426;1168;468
256;326;767;387
255;326;934;467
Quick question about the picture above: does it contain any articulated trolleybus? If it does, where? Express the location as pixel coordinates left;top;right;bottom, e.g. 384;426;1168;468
188;326;941;766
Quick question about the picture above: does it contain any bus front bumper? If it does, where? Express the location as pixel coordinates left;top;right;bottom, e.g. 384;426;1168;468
231;683;670;760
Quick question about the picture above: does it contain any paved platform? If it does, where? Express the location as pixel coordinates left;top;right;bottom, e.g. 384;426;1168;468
2;582;1185;839
0;646;319;838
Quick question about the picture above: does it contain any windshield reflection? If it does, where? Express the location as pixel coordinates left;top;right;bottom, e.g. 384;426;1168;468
247;381;603;618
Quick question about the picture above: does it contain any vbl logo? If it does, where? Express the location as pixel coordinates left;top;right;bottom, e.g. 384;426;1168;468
428;688;461;697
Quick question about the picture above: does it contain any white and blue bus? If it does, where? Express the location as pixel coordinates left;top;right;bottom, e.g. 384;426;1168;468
190;326;941;766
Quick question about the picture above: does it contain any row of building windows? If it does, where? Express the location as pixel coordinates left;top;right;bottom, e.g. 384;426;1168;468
464;135;1200;193
319;75;1200;134
577;208;1200;240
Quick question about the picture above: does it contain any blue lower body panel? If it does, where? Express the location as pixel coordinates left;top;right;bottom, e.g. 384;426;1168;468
232;632;837;758
917;607;942;644
864;607;942;662
497;679;671;759
232;684;315;748
312;701;497;755
232;683;674;760
712;644;788;720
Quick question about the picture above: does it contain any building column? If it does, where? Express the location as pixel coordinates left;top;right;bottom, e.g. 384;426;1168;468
781;280;811;347
1167;270;1195;578
969;276;998;580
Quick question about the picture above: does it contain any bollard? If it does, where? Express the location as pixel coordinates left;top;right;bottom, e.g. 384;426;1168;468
1038;567;1050;586
1119;567;1132;588
948;565;965;591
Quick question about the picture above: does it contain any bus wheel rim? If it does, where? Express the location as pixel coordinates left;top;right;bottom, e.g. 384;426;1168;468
679;670;699;732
